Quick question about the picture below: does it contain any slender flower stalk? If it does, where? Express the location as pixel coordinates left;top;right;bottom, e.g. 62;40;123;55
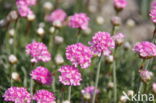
76;29;81;43
68;86;72;101
92;54;103;103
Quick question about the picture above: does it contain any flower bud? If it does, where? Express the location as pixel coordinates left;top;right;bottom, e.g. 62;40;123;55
11;72;20;81
152;83;156;94
96;16;105;25
113;33;125;46
37;27;45;37
139;69;153;83
49;26;55;34
9;38;14;45
107;82;114;89
27;13;36;21
83;28;91;36
43;2;53;11
53;21;62;28
8;28;15;37
62;100;70;103
83;93;91;100
106;55;114;63
111;16;121;26
124;42;131;50
55;54;64;65
127;90;134;96
126;19;135;27
54;36;64;44
120;95;128;103
8;10;18;21
8;55;18;64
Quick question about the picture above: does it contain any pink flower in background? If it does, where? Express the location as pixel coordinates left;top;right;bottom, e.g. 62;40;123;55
81;86;99;96
46;9;67;23
68;13;90;30
30;66;53;85
152;83;156;94
58;65;82;86
113;0;127;10
3;87;31;103
25;0;37;6
33;90;55;103
151;0;156;9
150;8;156;23
89;32;115;56
139;69;153;82
133;41;156;59
26;41;51;63
66;43;93;69
112;32;125;45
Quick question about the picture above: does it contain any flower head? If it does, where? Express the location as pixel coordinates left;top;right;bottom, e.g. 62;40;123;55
46;9;67;23
26;41;51;63
81;86;99;96
68;13;90;30
150;8;156;23
3;87;31;103
33;90;55;103
30;66;53;85
66;43;93;69
113;0;127;11
58;65;82;86
112;32;125;46
133;41;156;59
152;83;156;94
151;0;156;9
139;69;153;82
89;32;115;56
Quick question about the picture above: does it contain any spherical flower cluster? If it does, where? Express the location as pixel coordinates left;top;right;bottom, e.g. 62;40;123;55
68;13;90;30
81;86;99;96
66;43;93;69
26;41;51;63
3;87;31;103
113;0;127;11
112;32;125;46
133;41;156;59
46;9;67;24
139;69;153;82
151;0;156;9
58;65;82;86
89;32;115;56
16;0;37;17
150;1;156;24
33;90;55;103
30;66;53;85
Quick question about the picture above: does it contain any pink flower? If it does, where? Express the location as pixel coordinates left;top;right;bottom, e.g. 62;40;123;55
30;66;53;85
133;41;156;59
66;43;93;69
112;33;125;45
46;9;67;23
58;65;82;86
33;90;55;103
152;83;156;94
26;41;51;63
151;0;156;9
81;86;99;96
68;13;90;30
113;0;127;10
3;87;31;103
16;0;36;17
139;69;153;82
89;32;115;56
150;8;156;23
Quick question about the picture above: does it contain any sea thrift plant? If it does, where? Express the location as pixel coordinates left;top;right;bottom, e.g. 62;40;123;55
152;83;156;94
33;90;55;103
89;32;115;56
46;9;67;24
150;7;156;23
3;87;31;103
139;69;153;82
30;66;53;85
66;43;93;69
58;65;82;86
68;13;90;30
81;86;99;96
112;32;125;46
113;0;127;11
26;41;51;63
133;41;156;59
151;0;156;9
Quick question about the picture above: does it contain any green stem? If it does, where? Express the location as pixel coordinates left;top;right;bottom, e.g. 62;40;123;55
52;77;56;92
113;60;117;103
30;78;34;95
76;29;81;43
68;86;72;101
92;55;103;103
